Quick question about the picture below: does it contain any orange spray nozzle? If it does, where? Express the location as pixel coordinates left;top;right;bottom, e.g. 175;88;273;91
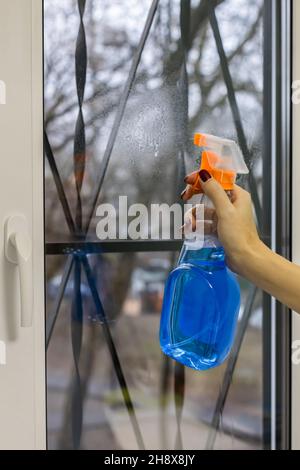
192;133;248;193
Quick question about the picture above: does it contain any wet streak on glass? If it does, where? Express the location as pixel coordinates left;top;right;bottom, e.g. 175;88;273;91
208;2;262;227
205;285;258;450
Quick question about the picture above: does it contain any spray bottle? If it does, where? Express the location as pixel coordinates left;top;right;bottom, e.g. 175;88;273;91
159;133;249;370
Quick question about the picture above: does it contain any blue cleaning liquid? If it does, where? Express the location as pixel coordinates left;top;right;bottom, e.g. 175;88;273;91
159;246;240;370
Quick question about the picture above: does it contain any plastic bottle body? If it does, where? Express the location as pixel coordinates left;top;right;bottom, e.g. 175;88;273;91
159;202;241;371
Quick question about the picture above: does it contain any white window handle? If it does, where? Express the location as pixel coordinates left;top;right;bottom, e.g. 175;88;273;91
5;215;33;328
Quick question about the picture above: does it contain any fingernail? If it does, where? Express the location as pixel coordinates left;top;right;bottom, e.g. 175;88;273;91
184;176;188;183
199;169;211;182
180;189;186;199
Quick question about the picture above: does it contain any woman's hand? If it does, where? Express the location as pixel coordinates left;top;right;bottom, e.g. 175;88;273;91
181;169;264;275
181;169;300;313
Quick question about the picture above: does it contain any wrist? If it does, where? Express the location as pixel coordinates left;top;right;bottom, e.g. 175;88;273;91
236;239;270;279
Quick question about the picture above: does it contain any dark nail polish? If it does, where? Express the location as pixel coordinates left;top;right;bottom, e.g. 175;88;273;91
199;169;211;182
184;176;188;183
180;189;186;199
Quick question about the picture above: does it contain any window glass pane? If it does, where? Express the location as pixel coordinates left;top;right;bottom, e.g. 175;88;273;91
45;0;266;450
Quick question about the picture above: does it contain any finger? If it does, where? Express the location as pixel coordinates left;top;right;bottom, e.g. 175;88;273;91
189;210;215;233
181;184;195;201
184;171;199;185
181;221;213;235
184;208;199;232
231;184;251;208
211;217;218;233
184;207;215;229
205;221;216;234
199;170;232;216
230;184;242;204
190;206;215;218
184;209;193;226
204;207;215;220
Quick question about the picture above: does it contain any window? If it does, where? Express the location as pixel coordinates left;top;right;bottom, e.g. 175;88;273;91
44;0;291;450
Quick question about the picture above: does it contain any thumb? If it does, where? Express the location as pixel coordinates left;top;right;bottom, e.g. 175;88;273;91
199;170;232;216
